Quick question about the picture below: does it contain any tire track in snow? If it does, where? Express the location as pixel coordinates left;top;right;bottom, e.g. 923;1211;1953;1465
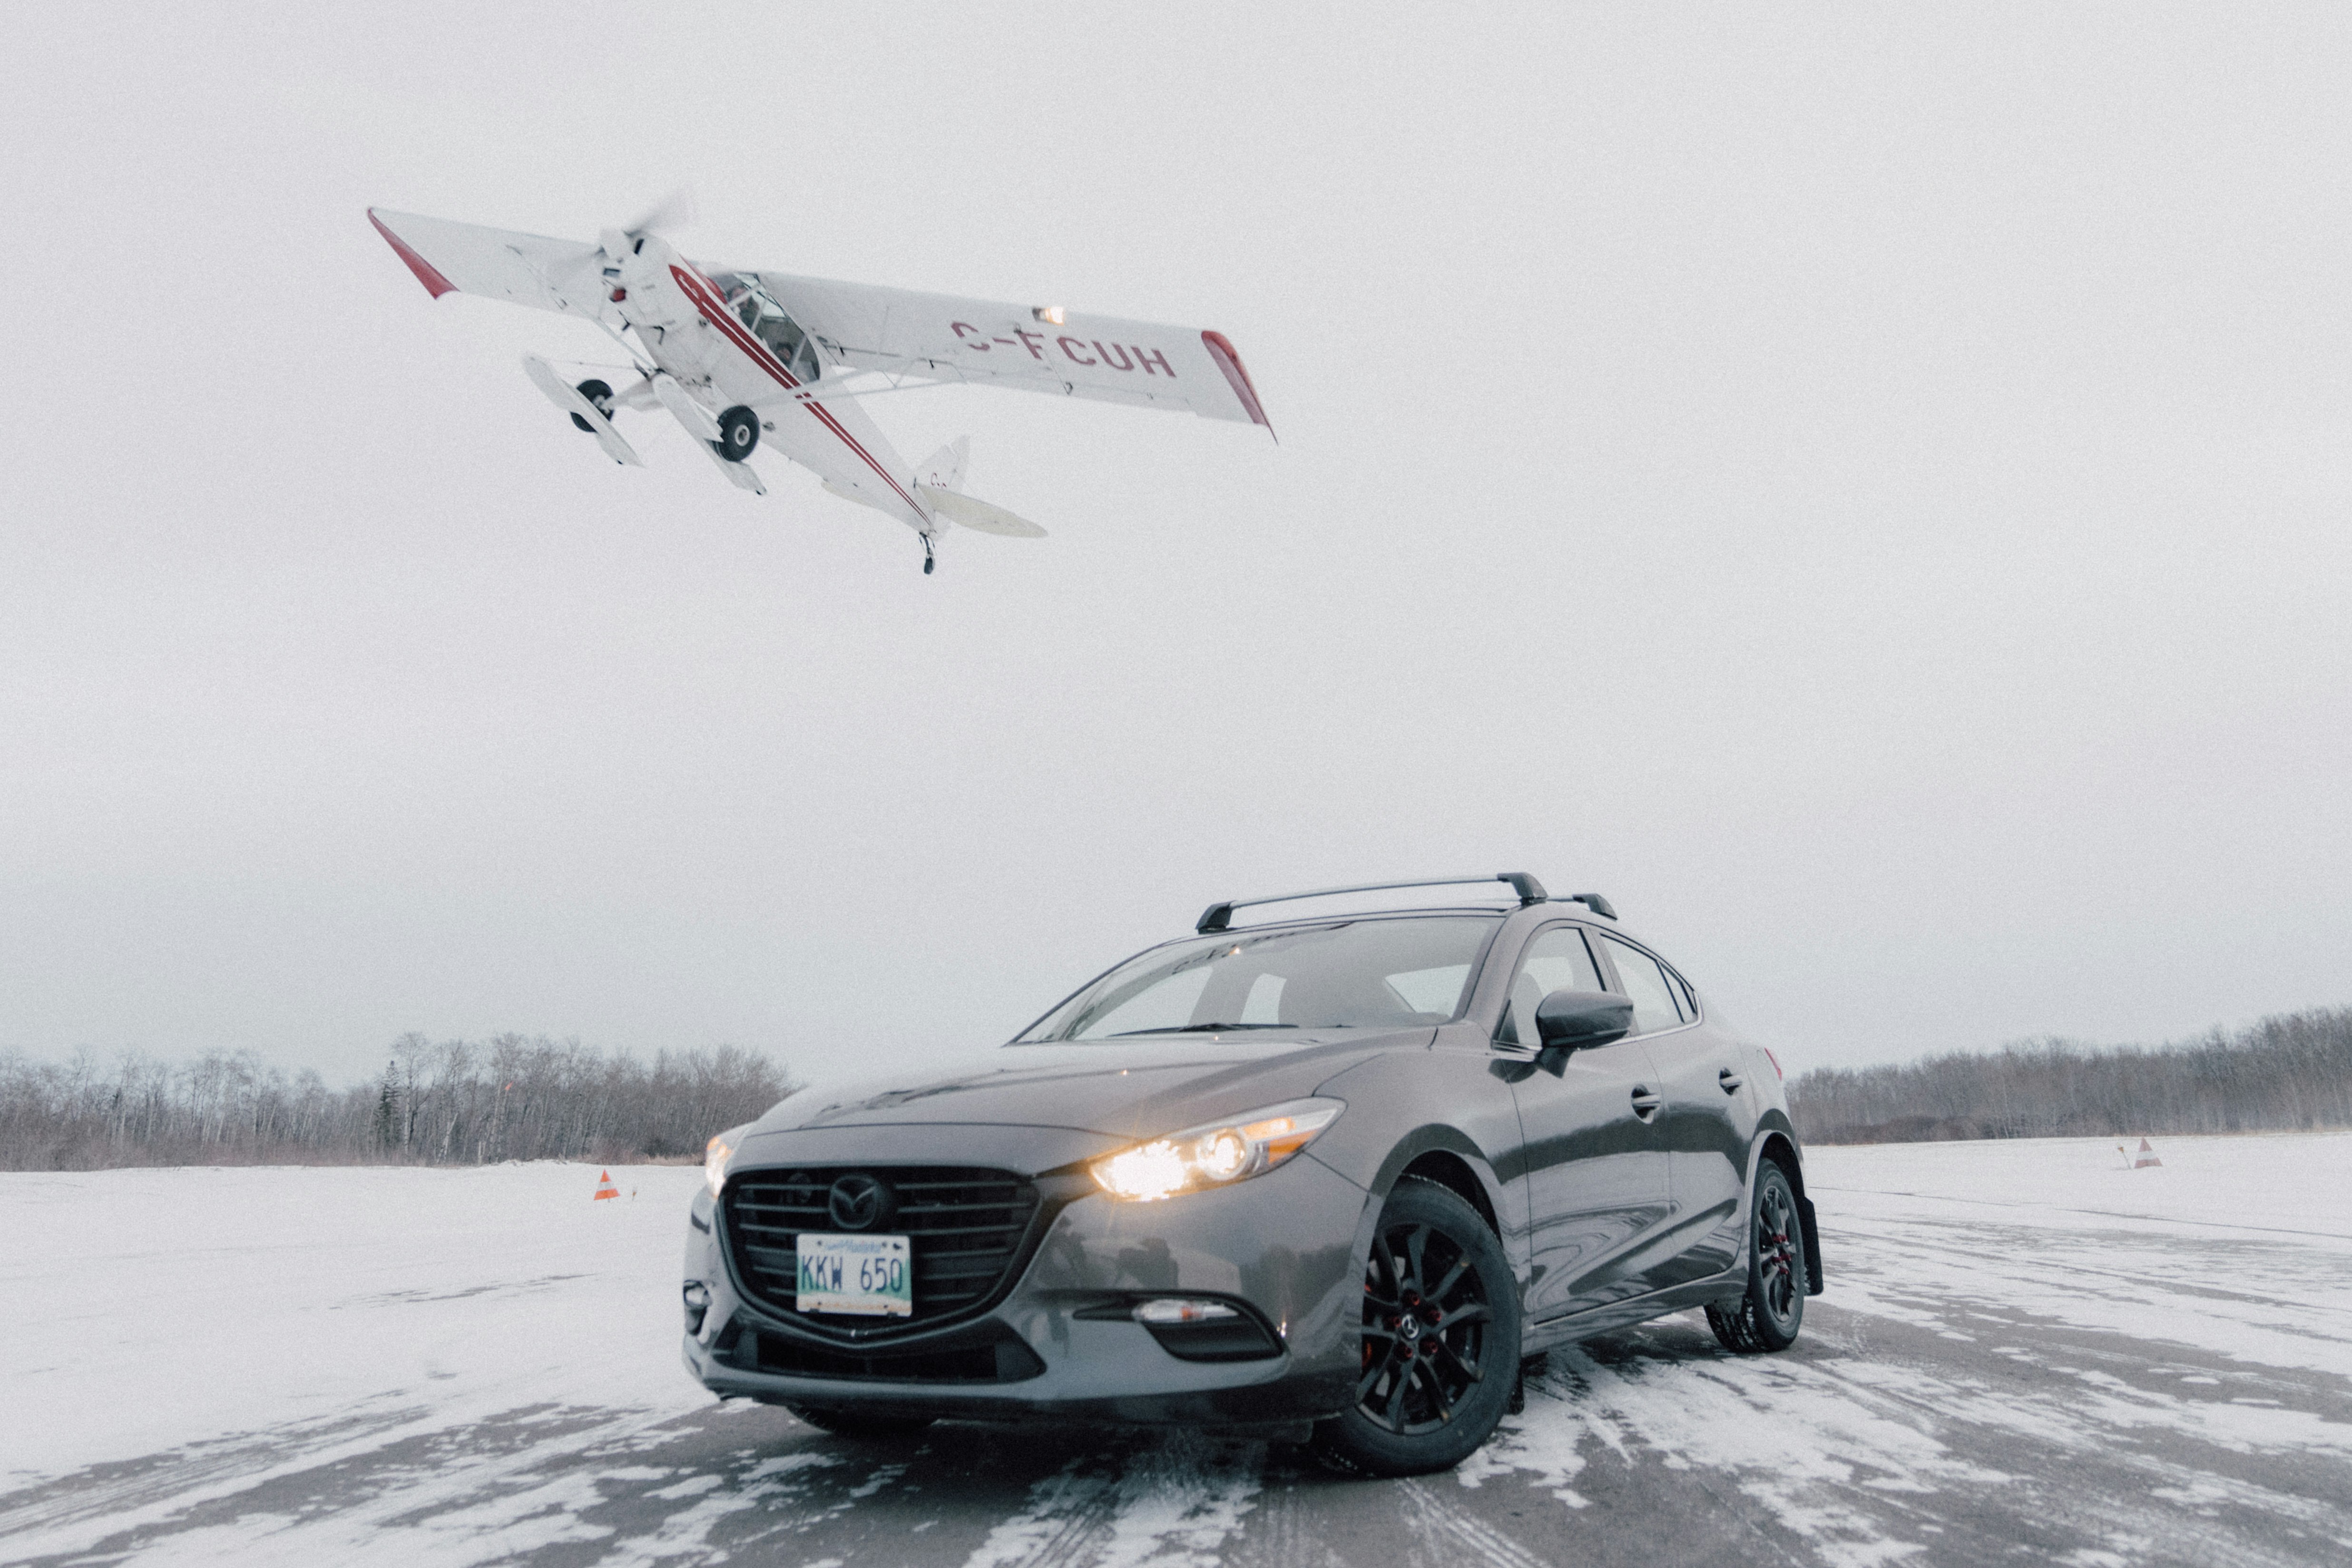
1392;1478;1557;1568
10;1141;2352;1567
959;1434;1263;1568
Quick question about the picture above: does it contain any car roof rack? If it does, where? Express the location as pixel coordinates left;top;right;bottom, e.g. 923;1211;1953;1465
1566;892;1618;920
1196;873;1548;934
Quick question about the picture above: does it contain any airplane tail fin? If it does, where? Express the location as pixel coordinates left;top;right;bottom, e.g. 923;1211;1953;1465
915;437;970;494
910;437;1046;536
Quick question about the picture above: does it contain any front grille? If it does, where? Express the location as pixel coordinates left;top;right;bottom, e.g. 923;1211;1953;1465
751;1324;1045;1383
723;1166;1043;1336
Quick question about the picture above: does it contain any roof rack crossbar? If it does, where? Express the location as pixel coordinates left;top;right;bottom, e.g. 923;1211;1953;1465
1196;872;1547;934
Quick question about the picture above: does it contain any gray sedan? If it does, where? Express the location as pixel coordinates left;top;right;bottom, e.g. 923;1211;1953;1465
682;874;1823;1476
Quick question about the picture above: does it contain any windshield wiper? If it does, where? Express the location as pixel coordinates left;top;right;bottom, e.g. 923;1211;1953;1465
1103;1022;1298;1037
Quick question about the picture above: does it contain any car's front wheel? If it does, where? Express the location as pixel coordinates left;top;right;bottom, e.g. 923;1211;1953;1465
1705;1159;1807;1353
1312;1176;1521;1477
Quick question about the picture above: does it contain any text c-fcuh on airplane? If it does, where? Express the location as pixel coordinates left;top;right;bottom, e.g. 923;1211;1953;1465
367;199;1273;573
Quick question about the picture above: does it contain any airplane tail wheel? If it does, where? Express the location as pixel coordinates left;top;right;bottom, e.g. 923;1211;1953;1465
715;405;760;462
570;379;615;433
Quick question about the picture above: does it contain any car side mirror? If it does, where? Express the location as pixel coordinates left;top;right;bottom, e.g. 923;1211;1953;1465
1534;989;1634;1056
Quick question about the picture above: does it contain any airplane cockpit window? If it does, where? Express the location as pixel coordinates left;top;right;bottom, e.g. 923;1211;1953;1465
717;275;821;382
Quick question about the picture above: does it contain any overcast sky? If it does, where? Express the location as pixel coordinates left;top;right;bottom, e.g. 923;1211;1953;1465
2;3;2346;1086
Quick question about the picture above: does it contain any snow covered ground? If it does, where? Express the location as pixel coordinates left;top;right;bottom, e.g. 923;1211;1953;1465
3;1134;2348;1567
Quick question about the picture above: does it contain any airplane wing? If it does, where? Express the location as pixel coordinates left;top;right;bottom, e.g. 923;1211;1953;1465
735;272;1273;432
369;208;607;318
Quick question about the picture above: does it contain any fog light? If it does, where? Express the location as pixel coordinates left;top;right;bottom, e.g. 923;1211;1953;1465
1132;1297;1279;1361
1133;1298;1239;1324
682;1281;711;1335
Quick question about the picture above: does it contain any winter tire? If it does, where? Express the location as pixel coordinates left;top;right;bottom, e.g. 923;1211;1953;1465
715;404;760;462
1706;1160;1806;1354
1311;1176;1520;1478
784;1404;936;1442
570;379;615;433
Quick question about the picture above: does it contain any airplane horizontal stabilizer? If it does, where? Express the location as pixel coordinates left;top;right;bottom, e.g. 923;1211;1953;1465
915;483;1046;538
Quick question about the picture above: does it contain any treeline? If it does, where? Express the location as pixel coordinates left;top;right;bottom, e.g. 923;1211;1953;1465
0;1034;796;1171
1790;1006;2352;1144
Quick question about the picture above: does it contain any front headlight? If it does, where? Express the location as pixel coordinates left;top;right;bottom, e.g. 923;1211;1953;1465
705;1132;736;1198
1090;1098;1344;1201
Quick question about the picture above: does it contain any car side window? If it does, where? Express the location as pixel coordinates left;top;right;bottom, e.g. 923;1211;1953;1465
1595;934;1685;1036
1495;925;1603;1048
1667;967;1698;1021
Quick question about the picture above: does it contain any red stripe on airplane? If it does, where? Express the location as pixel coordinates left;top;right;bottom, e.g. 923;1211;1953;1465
1201;331;1272;432
369;209;457;299
669;266;928;522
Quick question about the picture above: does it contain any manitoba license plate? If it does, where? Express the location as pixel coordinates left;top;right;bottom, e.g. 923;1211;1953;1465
795;1232;913;1316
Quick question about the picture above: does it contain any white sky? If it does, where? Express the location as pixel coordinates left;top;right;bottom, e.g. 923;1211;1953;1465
2;3;2347;1085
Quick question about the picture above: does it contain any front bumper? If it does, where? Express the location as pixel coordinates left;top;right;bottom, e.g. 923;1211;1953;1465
681;1143;1373;1425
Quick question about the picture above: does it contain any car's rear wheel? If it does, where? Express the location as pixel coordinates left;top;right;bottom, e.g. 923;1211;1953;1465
1705;1160;1806;1353
1311;1176;1520;1477
782;1404;936;1442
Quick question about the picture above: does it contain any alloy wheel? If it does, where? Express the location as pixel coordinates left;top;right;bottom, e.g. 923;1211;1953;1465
1758;1179;1801;1325
1356;1218;1491;1434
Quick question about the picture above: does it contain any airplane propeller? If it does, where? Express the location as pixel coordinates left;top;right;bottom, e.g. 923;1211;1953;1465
623;186;698;240
599;186;698;263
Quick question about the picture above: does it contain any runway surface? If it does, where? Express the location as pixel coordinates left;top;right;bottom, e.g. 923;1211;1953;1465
4;1136;2347;1566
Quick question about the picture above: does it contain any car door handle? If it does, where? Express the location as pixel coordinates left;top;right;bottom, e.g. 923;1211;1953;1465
1629;1087;1662;1122
1718;1067;1744;1094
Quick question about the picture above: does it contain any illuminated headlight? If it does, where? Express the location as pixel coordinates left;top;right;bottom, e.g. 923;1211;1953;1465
1090;1098;1344;1201
705;1133;735;1198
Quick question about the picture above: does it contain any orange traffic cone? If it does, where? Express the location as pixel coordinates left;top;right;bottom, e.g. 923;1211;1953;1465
2132;1138;2162;1169
593;1169;620;1201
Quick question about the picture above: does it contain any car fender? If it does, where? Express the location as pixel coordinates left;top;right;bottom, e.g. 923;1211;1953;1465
1742;1111;1824;1294
1305;1042;1527;1270
1362;1122;1510;1222
1310;1122;1521;1283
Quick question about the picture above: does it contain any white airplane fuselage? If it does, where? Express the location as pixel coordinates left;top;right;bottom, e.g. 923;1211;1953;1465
606;236;933;535
368;203;1265;563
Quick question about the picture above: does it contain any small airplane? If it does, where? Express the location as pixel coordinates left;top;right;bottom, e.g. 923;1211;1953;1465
367;199;1273;573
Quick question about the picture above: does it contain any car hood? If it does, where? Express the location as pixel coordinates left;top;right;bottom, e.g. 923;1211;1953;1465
748;1029;1430;1145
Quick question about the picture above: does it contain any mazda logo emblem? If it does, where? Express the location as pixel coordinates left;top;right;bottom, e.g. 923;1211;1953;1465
827;1173;894;1231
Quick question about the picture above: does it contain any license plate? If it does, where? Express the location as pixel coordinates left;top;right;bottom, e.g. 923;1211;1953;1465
795;1232;913;1317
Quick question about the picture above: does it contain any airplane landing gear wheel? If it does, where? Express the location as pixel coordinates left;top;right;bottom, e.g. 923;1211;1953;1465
715;404;760;462
570;379;614;433
922;537;936;576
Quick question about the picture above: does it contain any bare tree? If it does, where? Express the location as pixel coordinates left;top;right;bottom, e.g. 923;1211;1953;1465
1790;1007;2352;1143
0;1037;798;1170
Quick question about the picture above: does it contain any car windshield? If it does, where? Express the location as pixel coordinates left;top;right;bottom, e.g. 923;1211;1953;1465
1015;915;1499;1042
